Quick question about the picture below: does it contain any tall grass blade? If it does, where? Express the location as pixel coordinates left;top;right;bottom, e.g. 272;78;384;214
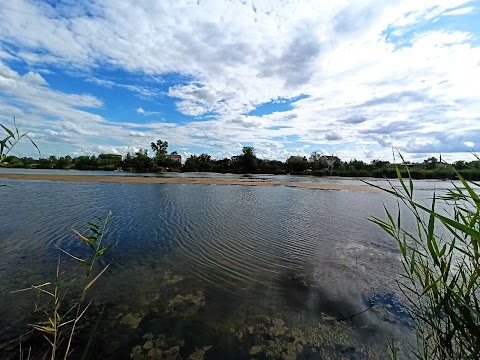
84;264;110;292
1;124;14;138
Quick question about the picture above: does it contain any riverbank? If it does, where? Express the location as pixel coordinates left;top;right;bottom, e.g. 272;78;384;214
0;173;379;191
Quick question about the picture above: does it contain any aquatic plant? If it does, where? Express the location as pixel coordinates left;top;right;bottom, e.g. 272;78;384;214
16;212;115;359
166;291;206;318
0;118;39;164
369;161;480;359
130;333;185;359
233;314;385;359
1;120;114;359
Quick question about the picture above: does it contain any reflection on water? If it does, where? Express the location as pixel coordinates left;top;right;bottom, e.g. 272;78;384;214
0;178;450;358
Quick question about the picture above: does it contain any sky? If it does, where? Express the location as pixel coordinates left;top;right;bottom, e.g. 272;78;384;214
0;0;479;163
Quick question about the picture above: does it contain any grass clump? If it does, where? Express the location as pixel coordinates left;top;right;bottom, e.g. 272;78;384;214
368;160;480;359
15;212;115;359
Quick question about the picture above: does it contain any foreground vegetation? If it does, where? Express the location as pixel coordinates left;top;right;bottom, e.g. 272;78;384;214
370;164;480;359
2;121;115;359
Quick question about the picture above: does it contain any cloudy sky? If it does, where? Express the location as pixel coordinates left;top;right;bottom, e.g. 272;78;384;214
0;0;479;163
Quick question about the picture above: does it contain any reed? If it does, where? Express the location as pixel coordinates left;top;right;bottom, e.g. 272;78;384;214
368;159;480;359
2;120;113;359
0;117;39;163
17;212;114;359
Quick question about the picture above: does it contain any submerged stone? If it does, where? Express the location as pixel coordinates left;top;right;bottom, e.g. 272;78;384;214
187;345;212;360
167;291;205;318
143;340;153;350
249;345;263;355
268;318;287;336
233;314;388;360
163;271;184;285
121;312;143;329
130;334;185;360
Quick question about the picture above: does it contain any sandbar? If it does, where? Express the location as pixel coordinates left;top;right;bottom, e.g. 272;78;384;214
0;173;379;191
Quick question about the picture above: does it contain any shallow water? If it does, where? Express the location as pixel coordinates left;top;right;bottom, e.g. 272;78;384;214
0;174;454;359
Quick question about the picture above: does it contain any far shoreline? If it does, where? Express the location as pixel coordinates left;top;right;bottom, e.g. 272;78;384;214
0;173;379;192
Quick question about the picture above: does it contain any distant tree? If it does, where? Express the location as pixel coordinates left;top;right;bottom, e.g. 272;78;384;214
309;151;326;170
184;155;199;171
468;160;480;169
214;157;230;173
370;159;390;168
424;157;438;170
121;153;134;170
350;159;366;170
183;153;214;172
453;160;468;170
132;149;153;172
73;156;98;170
242;146;257;173
64;155;73;168
55;156;74;169
97;154;122;170
150;139;168;157
309;151;321;163
150;139;169;168
286;156;309;172
198;153;211;163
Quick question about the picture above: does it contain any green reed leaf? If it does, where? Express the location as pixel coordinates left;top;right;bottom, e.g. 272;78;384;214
1;124;14;138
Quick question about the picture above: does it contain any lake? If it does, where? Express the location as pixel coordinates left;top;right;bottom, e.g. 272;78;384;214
0;173;454;359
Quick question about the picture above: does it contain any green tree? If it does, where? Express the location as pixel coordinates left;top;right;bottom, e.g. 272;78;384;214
453;160;468;170
97;154;122;170
62;155;73;169
349;159;366;171
242;146;257;173
150;139;170;168
198;153;211;163
151;139;168;157
424;156;438;170
214;157;230;173
73;155;98;170
132;149;153;172
286;156;309;172
184;153;213;172
468;160;480;169
370;159;390;168
309;151;326;170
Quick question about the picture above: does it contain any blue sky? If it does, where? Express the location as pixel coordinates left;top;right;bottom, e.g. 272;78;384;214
0;0;479;163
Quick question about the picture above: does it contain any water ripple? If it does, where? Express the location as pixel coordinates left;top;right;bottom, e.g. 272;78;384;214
0;180;414;331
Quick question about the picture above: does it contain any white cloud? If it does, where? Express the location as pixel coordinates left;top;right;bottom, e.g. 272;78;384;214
23;71;47;86
0;0;478;162
44;129;58;136
443;6;475;16
129;131;146;137
87;77;162;98
61;121;93;135
136;107;162;116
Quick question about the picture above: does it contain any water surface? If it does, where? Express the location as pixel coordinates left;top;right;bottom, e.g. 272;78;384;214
0;175;453;359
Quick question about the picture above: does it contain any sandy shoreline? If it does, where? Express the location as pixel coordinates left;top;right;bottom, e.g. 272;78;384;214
0;173;379;191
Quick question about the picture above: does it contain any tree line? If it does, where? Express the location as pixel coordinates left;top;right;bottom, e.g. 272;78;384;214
2;140;480;179
0;139;182;172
